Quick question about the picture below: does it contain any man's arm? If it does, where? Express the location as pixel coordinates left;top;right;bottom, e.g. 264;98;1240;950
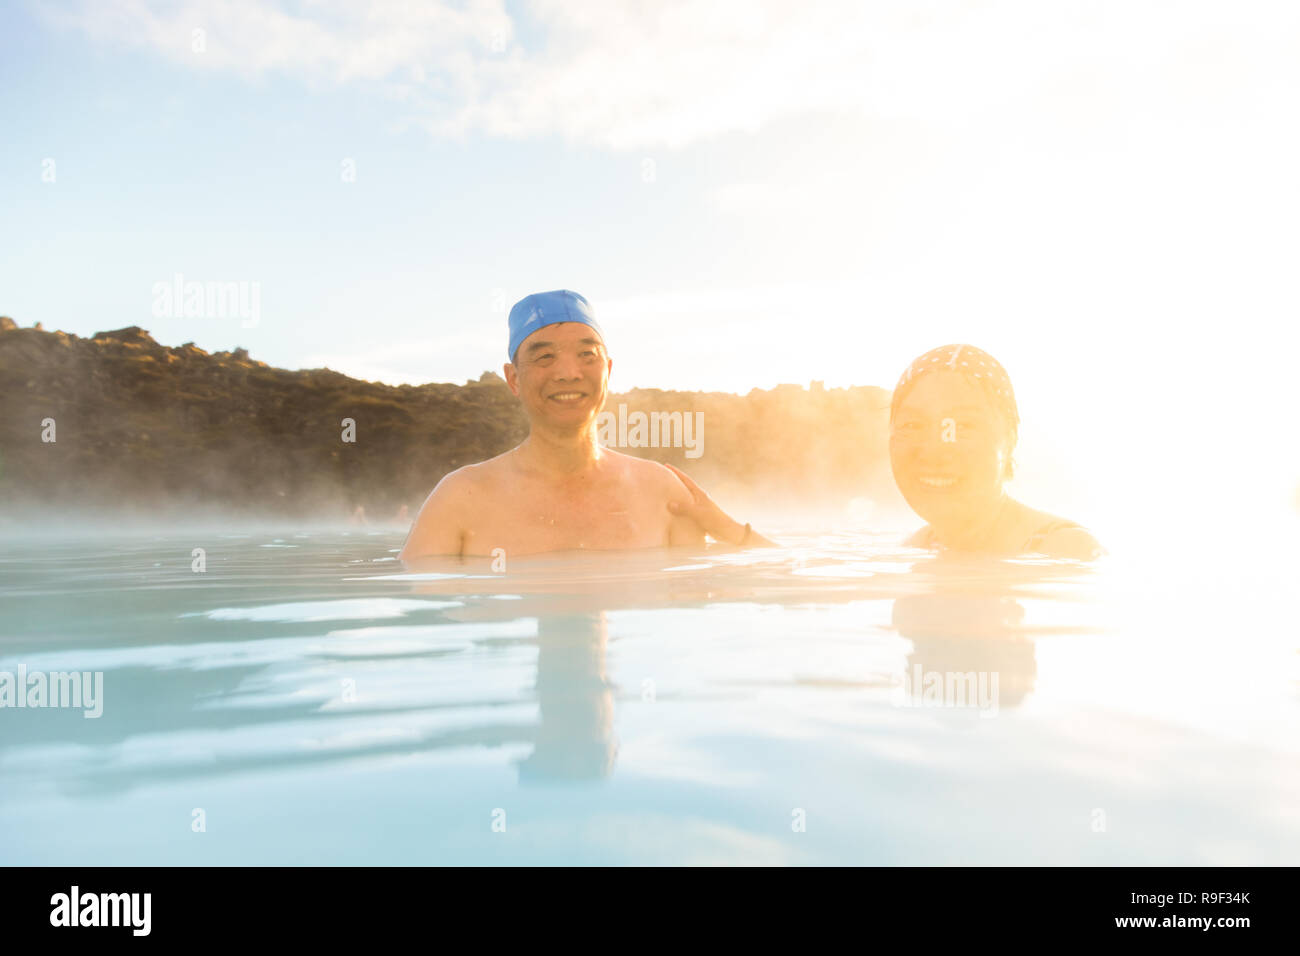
398;471;469;560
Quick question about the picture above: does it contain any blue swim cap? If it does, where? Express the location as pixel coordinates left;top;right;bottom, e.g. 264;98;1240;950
507;289;604;361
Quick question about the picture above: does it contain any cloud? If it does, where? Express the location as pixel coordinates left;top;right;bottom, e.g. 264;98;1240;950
42;0;512;82
42;0;1300;149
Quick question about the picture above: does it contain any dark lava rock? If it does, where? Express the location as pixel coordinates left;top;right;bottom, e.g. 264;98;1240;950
0;324;893;520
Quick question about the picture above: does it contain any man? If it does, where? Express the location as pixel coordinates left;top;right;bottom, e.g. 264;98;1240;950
400;290;766;559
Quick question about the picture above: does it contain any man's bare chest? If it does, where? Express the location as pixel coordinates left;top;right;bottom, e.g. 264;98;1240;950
462;478;669;555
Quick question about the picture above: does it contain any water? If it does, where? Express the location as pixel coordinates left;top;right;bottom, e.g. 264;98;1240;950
1;529;1297;865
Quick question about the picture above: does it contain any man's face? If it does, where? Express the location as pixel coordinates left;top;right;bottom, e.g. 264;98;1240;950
505;322;611;430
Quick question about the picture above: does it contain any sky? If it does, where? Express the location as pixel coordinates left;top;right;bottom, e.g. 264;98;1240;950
2;0;1299;538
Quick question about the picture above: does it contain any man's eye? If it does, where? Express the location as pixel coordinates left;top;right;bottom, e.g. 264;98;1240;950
580;350;595;357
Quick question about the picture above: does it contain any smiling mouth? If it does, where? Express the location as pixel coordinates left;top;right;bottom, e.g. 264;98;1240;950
915;475;960;490
548;391;587;404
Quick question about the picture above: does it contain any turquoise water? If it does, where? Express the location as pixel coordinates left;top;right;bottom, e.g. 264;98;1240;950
1;529;1296;865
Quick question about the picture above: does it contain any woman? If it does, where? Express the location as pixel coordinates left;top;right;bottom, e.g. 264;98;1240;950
671;344;1100;559
888;344;1101;558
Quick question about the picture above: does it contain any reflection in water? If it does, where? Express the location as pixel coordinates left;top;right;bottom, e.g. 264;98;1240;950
2;531;1297;864
892;594;1035;710
518;614;617;783
885;552;1103;712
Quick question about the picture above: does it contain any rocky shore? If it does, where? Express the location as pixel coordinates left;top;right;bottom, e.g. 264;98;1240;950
0;318;895;522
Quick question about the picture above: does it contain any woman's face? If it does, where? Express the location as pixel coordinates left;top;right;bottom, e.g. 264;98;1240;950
889;370;1012;526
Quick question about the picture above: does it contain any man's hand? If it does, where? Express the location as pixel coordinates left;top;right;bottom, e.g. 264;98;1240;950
664;464;774;547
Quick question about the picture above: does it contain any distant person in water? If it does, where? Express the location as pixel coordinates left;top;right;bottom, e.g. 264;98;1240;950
400;290;770;559
889;345;1102;559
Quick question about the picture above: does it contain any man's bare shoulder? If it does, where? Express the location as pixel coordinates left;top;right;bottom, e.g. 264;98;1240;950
606;451;692;500
606;452;704;546
401;453;519;560
432;451;515;497
413;452;513;522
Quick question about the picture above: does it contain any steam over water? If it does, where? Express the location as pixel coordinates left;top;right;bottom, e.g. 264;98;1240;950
1;528;1296;864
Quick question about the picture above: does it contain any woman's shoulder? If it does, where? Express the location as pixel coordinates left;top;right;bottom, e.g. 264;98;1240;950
1022;510;1103;560
904;525;937;548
